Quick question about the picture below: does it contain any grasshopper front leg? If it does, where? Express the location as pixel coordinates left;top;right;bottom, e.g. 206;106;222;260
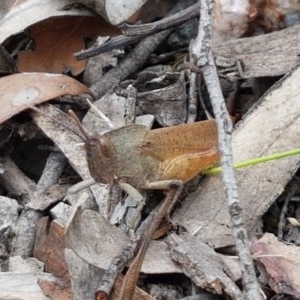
119;179;184;230
118;181;146;230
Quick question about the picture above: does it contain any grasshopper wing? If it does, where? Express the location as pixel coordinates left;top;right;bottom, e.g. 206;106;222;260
141;120;218;161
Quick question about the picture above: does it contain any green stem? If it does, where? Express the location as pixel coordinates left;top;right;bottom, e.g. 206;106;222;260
204;148;300;175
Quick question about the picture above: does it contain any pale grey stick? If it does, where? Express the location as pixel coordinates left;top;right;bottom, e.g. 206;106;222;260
190;1;261;299
12;152;66;257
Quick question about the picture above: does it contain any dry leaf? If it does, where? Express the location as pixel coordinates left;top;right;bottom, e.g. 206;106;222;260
33;217;69;281
77;0;148;25
66;200;180;274
287;217;300;227
18;16;120;75
0;72;91;124
136;72;187;126
0;0;95;44
66;205;129;270
38;279;73;300
167;233;242;300
0;272;60;300
251;233;300;298
31;104;91;180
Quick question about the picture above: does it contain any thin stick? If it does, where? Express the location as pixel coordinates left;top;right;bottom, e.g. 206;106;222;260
191;1;261;299
119;2;200;37
86;98;117;129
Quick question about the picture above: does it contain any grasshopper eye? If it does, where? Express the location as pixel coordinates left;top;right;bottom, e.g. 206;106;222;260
89;141;96;148
87;136;114;159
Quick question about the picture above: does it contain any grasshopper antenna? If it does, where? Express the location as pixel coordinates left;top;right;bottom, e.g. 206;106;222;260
68;109;92;143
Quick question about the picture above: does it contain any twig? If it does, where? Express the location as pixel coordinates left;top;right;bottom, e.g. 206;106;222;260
0;156;36;204
119;2;200;37
95;241;137;298
75;2;200;60
187;70;198;123
35;152;66;193
190;1;261;299
278;175;300;238
74;35;142;60
89;29;172;99
12;152;66;257
124;85;137;125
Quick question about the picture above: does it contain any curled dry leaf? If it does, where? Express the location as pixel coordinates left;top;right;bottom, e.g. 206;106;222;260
0;72;91;124
18;16;120;75
136;72;187;126
33;217;69;281
0;0;95;44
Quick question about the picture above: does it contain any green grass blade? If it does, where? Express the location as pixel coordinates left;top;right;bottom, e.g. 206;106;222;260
204;148;300;175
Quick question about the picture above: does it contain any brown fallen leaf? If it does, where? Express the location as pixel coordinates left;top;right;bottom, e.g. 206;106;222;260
18;16;120;75
106;274;155;300
33;217;69;281
0;272;62;299
38;278;73;300
251;233;300;298
0;0;96;45
0;72;91;124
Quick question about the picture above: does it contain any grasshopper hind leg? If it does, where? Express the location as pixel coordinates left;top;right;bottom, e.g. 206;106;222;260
142;179;183;226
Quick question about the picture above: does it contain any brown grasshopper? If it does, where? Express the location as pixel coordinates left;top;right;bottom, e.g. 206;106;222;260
70;109;219;186
30;104;219;299
69;110;219;220
68;110;219;299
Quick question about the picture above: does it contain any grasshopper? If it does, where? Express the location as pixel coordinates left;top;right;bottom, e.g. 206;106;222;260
68;110;219;299
70;109;219;188
69;110;219;223
32;105;219;299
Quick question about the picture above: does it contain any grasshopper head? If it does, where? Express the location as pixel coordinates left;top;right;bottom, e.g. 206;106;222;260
85;135;118;184
67;109;118;184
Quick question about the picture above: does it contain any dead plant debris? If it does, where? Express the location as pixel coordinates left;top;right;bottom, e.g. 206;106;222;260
1;1;300;299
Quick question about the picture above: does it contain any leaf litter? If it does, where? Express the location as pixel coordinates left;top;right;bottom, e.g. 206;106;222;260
1;1;300;300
